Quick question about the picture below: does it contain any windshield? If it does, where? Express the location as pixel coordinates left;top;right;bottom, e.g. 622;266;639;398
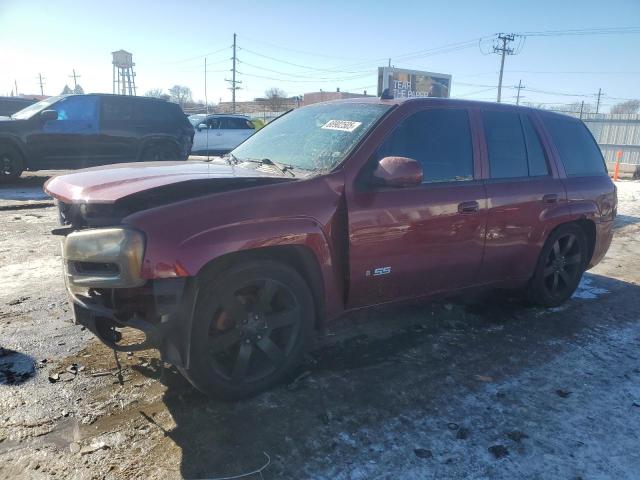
11;95;64;119
231;102;391;173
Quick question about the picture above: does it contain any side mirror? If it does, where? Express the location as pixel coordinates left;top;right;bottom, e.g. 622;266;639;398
372;156;423;188
40;110;58;121
197;123;207;131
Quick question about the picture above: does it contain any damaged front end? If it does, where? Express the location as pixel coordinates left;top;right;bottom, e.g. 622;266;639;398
48;171;295;368
55;199;198;368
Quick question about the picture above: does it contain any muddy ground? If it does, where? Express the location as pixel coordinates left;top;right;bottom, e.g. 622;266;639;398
1;172;639;480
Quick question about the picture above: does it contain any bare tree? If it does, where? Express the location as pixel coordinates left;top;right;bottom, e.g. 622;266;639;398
263;87;288;112
168;85;193;107
611;99;640;114
145;88;164;98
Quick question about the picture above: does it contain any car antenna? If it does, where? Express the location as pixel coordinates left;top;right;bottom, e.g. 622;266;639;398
204;57;210;163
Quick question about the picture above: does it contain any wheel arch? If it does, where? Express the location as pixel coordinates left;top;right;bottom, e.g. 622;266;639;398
196;244;327;331
137;135;182;160
0;135;29;168
540;217;596;267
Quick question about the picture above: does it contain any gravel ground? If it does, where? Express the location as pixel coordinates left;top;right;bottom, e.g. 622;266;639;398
1;172;639;480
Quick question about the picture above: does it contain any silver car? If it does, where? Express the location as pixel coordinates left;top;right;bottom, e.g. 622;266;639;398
190;114;255;155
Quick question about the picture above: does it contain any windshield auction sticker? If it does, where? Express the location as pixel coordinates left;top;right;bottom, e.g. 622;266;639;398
321;120;362;132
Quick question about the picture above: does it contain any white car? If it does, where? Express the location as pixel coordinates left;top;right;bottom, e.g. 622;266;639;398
190;114;255;154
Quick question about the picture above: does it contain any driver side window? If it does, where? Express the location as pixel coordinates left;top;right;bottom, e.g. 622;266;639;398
44;96;99;134
206;117;220;129
376;108;474;183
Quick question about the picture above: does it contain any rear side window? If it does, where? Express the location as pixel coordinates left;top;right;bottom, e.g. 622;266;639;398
521;115;548;176
222;117;254;129
102;97;134;123
542;115;606;176
376;108;474;183
482;111;528;178
135;101;175;124
482;110;549;178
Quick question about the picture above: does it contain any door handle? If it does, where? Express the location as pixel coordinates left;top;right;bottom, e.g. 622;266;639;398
542;194;559;204
458;200;480;214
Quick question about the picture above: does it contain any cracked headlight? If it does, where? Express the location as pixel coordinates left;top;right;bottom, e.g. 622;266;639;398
63;228;146;288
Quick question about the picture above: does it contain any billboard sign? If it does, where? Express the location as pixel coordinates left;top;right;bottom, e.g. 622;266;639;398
377;67;452;98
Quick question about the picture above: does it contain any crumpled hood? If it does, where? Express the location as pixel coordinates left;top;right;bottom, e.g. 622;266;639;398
44;160;282;204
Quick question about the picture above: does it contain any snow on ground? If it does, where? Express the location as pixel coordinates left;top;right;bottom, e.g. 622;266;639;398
1;177;639;479
616;179;640;219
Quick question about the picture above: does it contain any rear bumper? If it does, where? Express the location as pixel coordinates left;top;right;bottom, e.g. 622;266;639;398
68;277;198;368
587;219;614;269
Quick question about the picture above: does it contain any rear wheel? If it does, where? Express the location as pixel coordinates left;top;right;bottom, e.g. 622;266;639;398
0;144;24;182
529;224;587;307
181;260;314;399
141;143;181;161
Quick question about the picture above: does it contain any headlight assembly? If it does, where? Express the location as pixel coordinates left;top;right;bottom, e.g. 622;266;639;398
63;228;146;288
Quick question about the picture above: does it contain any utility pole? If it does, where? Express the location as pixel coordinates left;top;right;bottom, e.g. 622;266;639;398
14;79;18;96
515;79;524;105
225;33;241;113
69;69;81;91
595;88;602;114
579;100;585;119
493;33;517;103
37;73;46;96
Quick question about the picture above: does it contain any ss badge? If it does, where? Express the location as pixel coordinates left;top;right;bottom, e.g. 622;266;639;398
367;266;391;277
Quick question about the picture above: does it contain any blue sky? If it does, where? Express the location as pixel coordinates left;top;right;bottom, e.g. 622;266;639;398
0;0;638;111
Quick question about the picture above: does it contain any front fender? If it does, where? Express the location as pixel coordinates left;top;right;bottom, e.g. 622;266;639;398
139;216;343;319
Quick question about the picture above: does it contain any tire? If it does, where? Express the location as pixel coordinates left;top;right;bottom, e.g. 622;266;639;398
181;260;315;399
141;143;181;162
529;223;588;307
0;144;24;182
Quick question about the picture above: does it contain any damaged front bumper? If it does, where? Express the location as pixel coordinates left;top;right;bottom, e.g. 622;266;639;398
69;278;198;368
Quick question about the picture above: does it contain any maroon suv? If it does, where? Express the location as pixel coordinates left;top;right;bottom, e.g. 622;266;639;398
45;98;616;398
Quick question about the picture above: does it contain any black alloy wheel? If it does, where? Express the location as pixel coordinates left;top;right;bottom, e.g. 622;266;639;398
530;224;587;307
142;144;179;161
209;278;302;382
542;233;582;297
182;260;314;399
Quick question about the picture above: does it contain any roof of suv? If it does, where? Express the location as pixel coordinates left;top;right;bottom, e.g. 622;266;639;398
51;93;172;104
327;96;579;121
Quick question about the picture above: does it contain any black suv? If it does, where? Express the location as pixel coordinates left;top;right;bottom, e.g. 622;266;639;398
0;94;194;181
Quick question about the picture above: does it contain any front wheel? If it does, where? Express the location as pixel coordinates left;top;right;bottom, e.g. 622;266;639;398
141;143;181;161
0;144;24;182
181;260;315;399
529;224;588;307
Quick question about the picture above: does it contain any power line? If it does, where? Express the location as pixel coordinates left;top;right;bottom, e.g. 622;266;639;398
164;45;231;64
237;34;376;61
516;26;640;37
238;59;371;81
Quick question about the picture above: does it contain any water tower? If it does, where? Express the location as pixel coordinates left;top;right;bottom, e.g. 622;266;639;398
112;50;136;95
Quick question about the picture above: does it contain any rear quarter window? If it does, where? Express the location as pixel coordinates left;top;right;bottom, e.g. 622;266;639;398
134;100;178;125
542;115;606;176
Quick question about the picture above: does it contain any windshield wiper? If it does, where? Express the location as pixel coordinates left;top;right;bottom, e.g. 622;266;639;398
222;152;239;165
238;158;295;177
260;158;296;177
